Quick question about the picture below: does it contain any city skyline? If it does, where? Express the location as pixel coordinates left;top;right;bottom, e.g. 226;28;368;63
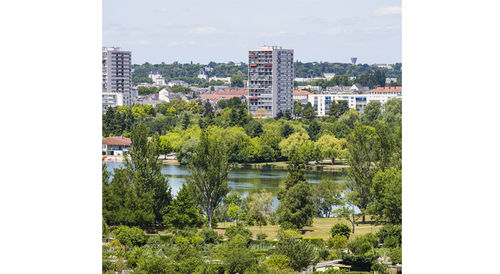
103;0;401;65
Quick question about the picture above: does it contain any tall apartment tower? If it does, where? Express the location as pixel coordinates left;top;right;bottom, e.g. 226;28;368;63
248;46;294;118
102;47;132;112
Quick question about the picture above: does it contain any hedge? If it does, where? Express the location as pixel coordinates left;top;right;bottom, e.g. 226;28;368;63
302;237;324;246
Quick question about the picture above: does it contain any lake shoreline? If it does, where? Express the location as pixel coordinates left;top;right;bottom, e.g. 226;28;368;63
103;155;348;173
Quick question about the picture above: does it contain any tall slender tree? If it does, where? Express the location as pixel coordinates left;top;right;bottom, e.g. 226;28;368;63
188;131;230;229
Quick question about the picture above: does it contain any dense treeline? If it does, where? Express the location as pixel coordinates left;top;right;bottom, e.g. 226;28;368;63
131;61;402;85
102;97;402;273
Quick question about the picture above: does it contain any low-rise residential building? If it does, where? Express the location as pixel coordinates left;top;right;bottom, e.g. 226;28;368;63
102;136;132;156
198;70;208;81
297;85;322;92
308;87;402;116
386;77;398;83
323;73;336;80
102;92;130;112
209;76;231;84
168;80;189;87
293;90;312;104
368;86;402;96
199;89;248;103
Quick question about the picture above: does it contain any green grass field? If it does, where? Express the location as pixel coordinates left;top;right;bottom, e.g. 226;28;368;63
214;217;381;240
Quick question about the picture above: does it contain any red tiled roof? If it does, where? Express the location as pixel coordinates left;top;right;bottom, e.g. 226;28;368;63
214;89;248;95
103;136;132;146
369;87;402;93
293;90;313;95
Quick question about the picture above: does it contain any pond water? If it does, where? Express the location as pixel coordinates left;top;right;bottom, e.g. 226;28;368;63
105;162;346;208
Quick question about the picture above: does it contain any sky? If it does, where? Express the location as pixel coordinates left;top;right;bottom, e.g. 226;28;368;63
103;0;401;65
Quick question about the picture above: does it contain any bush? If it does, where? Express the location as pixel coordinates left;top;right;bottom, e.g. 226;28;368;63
126;247;145;268
264;254;290;269
112;226;145;247
332;235;348;249
389;247;402;265
376;224;402;248
347;233;379;254
341;253;378;272
225;223;252;240
136;254;174;273
318;249;330;260
371;262;390;273
330;223;351;239
327;253;338;260
302;237;324;247
257;232;268;240
276;233;315;271
146;235;162;249
198;228;220;244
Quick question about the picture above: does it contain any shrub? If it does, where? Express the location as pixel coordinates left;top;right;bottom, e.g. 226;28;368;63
330;223;351;239
318;249;330;260
302;237;324;247
198;228;220;244
126;247;145;268
347;233;379;254
371;262;390;273
225;223;252;240
341;253;378;272
376;224;402;248
146;235;162;249
358;241;372;254
257;232;268;240
264;254;290;269
112;226;145;247
332;234;348;249
276;233;315;271
389;248;402;265
136;254;174;273
327;253;338;260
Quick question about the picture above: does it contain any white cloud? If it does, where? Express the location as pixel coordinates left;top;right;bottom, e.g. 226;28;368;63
259;31;287;37
189;26;217;35
323;26;343;36
136;40;152;45
374;6;402;16
167;40;196;47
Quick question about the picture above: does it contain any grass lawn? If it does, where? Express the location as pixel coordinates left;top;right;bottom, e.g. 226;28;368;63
214;217;381;240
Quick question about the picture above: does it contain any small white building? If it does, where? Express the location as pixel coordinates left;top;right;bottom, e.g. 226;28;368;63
308;87;402;116
209;76;231;84
323;73;336;80
168;80;189;88
102;136;132;156
297;85;322;92
158;88;170;102
386;77;398;83
293;90;312;105
198;70;208;81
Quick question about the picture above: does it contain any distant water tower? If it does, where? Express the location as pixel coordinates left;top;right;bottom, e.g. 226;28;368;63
351;57;357;65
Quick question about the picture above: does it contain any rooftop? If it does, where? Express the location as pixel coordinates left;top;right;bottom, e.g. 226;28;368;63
103;136;132;146
293;90;313;96
369;86;402;93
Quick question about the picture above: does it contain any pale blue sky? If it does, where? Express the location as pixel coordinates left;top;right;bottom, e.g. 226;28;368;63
103;0;401;65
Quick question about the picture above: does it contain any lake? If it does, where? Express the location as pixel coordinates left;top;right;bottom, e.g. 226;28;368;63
105;162;346;208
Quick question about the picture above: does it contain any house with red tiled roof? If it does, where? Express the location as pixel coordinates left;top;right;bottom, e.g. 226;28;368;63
199;89;249;103
293;90;312;104
102;136;132;156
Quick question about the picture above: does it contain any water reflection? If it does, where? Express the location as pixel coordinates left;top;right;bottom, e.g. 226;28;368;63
105;162;345;208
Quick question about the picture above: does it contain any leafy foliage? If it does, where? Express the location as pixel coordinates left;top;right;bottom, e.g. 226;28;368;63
163;184;204;230
112;226;145;247
330;223;351;239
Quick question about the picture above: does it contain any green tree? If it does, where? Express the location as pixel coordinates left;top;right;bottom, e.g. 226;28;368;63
370;167;402;224
215;234;258;273
307;119;322;141
163;184;204;230
230;75;244;87
338;109;360;129
328;100;349;119
277;181;315;229
346;125;378;223
187;131;230;229
293;101;303;117
362;101;382;123
302;102;316;120
311;180;345;217
112;226;146;247
275;231;315;271
125;124;172;224
227;203;241;222
330;223;351;239
247;190;273;233
315;134;347;165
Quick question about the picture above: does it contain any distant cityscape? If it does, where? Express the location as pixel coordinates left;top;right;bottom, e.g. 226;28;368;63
102;46;402;118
